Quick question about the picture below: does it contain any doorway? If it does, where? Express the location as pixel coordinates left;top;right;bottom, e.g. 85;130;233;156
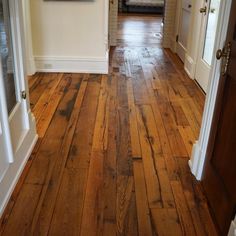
109;0;165;47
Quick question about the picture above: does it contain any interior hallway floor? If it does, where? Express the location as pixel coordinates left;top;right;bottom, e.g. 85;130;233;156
0;15;218;235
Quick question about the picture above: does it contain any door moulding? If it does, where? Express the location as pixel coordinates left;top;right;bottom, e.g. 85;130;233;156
189;0;232;180
23;0;36;76
228;215;236;236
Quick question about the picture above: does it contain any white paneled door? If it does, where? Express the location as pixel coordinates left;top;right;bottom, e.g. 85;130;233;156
195;0;222;92
176;0;192;62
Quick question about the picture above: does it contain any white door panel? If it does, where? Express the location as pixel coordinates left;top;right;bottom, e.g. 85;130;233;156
177;0;192;62
0;61;13;181
0;113;9;182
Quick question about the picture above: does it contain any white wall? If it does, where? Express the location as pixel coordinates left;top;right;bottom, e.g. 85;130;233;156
30;0;109;74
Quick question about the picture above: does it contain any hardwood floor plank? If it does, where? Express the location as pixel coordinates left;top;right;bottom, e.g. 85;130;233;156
31;74;88;235
80;75;109;236
116;75;133;177
171;180;197;236
151;208;182;236
48;168;88;236
127;78;142;159
29;73;59;109
133;160;153;236
177;126;196;157
158;102;188;157
0;139;42;235
102;75;118;236
36;74;74;138
136;104;162;208
117;175;137;236
32;73;63;123
66;74;101;169
176;157;218;236
48;75;101;235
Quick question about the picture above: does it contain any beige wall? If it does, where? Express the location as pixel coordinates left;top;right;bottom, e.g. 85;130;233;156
30;0;109;73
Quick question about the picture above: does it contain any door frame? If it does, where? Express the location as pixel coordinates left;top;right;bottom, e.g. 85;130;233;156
22;0;36;76
190;1;234;233
189;0;232;180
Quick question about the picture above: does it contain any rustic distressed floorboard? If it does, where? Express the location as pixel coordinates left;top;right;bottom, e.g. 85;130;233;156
0;15;218;236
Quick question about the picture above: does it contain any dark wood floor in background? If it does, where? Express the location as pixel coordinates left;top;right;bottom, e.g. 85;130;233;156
0;15;218;236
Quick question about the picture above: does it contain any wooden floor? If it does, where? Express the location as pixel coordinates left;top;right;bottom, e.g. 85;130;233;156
0;15;218;236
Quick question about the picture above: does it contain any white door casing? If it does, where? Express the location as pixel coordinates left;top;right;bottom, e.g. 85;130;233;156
190;0;232;180
189;2;233;235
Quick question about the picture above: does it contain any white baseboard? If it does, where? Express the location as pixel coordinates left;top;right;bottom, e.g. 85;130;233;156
184;54;195;79
34;54;109;74
0;112;38;218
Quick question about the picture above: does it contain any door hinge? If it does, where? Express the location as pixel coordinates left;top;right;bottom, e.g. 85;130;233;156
176;35;179;42
21;91;27;100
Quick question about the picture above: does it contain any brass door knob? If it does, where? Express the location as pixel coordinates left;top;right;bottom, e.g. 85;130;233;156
216;49;226;60
21;91;27;100
216;42;232;75
200;6;207;14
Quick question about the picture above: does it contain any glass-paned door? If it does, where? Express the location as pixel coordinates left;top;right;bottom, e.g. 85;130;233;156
0;0;30;161
195;0;222;92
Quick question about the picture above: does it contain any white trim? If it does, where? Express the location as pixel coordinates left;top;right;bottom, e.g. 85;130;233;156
104;0;109;50
0;112;38;217
189;0;232;180
34;55;109;74
228;216;236;236
22;0;36;76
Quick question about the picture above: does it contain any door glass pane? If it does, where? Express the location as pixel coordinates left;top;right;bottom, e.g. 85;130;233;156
0;0;17;114
202;0;221;65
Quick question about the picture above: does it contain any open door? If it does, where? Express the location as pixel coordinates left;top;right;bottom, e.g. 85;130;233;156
202;1;236;235
0;0;37;215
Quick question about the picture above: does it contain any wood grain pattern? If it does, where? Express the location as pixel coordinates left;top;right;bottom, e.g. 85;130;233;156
0;15;218;236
